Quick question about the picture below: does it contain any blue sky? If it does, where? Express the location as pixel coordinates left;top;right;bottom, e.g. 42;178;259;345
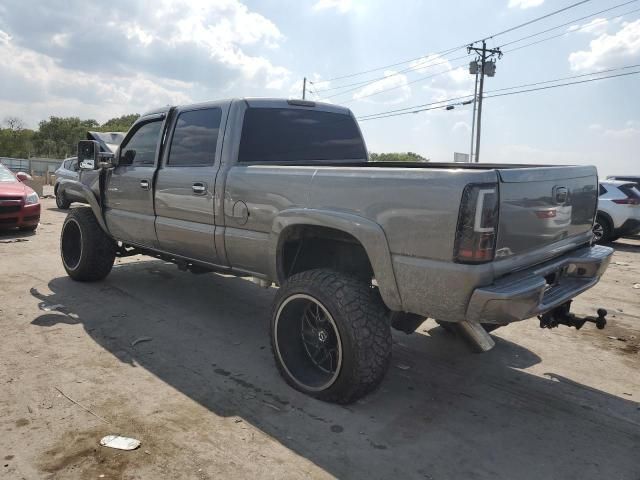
0;0;638;175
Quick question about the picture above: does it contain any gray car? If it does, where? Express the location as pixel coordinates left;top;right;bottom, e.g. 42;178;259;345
53;157;78;209
59;98;613;403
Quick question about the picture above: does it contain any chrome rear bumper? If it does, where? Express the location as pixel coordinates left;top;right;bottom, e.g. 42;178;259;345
466;244;613;324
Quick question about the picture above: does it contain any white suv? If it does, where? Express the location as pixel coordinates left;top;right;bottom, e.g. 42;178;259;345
594;180;640;243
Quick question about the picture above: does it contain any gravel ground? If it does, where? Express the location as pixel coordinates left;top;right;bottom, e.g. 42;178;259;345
1;197;639;480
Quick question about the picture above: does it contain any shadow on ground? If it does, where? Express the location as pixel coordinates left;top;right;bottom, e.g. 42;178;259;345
30;260;640;479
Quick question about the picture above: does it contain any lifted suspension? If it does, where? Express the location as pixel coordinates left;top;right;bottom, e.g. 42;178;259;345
538;301;607;330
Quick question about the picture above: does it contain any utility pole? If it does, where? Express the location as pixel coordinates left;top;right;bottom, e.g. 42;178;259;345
467;41;502;162
469;65;479;162
302;77;307;100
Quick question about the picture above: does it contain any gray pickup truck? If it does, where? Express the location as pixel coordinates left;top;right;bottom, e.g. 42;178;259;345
61;98;612;404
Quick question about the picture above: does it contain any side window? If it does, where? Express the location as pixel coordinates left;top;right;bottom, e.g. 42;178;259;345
598;184;607;196
71;159;78;171
119;120;163;166
167;108;222;167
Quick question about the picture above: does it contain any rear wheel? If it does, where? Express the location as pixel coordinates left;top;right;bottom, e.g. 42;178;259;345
592;214;612;244
271;269;391;404
55;187;71;209
60;207;115;281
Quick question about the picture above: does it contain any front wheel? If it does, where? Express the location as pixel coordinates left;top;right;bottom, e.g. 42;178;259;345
60;207;115;281
271;269;392;404
55;188;71;209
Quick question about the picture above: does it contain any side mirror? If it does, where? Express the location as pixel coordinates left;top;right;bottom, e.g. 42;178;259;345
16;172;32;182
78;140;115;169
78;140;98;170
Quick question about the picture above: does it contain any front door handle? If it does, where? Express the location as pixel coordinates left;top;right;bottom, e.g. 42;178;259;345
192;182;207;195
140;179;150;190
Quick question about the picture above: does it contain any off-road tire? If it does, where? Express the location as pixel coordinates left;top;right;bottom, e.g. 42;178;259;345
55;187;71;209
271;269;392;404
60;207;115;281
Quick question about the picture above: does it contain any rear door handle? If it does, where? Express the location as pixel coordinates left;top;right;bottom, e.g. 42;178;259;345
192;182;207;195
140;179;150;190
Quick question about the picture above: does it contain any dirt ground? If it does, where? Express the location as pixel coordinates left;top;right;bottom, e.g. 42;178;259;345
1;196;639;480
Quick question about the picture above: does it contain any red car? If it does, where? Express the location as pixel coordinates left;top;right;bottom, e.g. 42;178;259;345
0;163;41;231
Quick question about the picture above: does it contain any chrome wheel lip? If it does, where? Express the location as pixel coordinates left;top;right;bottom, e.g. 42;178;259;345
61;218;83;271
592;222;604;242
274;293;343;392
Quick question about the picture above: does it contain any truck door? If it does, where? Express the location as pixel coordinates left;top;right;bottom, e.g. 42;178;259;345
104;115;165;248
154;103;227;264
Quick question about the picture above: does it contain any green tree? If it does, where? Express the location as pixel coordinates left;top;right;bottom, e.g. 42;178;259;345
369;151;429;162
33;116;100;158
98;114;140;133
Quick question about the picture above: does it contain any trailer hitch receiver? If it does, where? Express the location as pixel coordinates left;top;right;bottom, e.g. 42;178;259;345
538;301;607;330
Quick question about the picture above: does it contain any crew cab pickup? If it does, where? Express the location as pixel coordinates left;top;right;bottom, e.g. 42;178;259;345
61;98;612;403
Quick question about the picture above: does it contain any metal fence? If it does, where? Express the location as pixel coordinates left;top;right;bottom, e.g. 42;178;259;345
0;157;62;176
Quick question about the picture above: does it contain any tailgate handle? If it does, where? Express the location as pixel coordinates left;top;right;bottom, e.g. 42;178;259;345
554;186;568;204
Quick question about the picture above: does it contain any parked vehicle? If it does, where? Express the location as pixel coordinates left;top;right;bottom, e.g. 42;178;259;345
55;131;125;209
54;157;78;209
60;98;612;403
0;163;41;231
593;180;640;243
607;175;640;187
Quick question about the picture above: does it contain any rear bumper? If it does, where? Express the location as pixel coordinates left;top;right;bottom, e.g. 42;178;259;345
0;203;41;229
466;244;613;324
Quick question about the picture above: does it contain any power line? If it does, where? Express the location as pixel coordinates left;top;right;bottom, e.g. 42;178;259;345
358;67;640;121
498;0;638;48
484;70;640;98
316;1;638;103
311;0;594;86
485;0;593;40
312;51;471;94
505;6;640;53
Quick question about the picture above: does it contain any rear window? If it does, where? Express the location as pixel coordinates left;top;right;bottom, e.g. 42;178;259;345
238;108;366;163
620;183;640;199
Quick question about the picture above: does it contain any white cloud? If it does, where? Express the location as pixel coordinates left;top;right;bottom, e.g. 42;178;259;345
313;0;353;13
352;70;410;104
508;0;544;9
569;19;640;71
0;0;292;125
590;120;640;139
567;18;610;36
452;121;471;134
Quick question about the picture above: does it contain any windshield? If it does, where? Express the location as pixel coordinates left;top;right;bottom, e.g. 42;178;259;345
0;164;17;183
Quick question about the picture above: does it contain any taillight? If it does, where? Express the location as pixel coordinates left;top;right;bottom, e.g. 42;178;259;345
612;198;640;205
454;183;499;264
535;209;556;219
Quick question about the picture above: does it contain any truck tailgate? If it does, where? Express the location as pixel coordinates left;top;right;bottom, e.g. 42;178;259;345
496;166;598;258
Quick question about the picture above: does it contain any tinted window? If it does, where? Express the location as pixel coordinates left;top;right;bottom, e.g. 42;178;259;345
120;120;163;166
238;108;366;163
168;108;222;166
598;184;607;196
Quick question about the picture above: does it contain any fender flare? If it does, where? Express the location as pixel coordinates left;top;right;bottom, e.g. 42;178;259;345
269;208;403;311
63;181;111;236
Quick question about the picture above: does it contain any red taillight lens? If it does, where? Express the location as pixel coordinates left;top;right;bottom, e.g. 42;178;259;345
612;198;640;205
535;209;557;219
454;183;499;264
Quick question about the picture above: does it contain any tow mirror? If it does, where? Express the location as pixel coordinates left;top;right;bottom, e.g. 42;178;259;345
78;140;115;169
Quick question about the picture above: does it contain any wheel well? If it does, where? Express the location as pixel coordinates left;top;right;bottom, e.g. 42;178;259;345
278;225;374;283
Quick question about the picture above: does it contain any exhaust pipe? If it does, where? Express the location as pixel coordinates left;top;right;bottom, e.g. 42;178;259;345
457;320;496;352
